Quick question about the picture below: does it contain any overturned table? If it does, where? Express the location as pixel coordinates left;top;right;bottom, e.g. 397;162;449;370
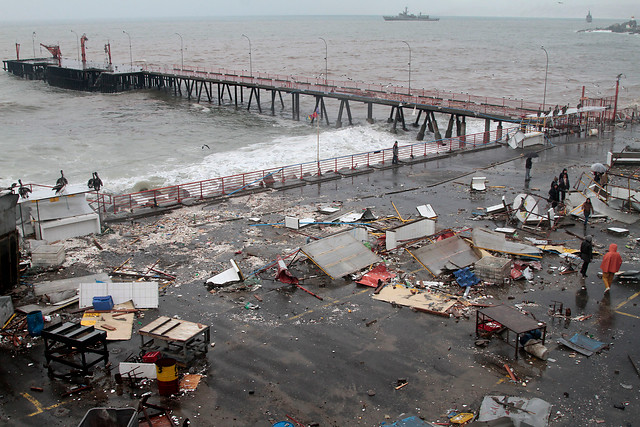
139;316;210;365
476;304;546;359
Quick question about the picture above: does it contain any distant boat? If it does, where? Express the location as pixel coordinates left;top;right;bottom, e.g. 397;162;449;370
383;7;439;22
586;10;593;23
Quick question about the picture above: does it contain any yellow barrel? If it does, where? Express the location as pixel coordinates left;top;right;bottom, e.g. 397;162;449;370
155;358;179;395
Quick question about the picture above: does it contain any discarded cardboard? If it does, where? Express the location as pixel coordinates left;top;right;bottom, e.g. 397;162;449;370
386;218;436;250
81;301;135;340
477;395;551;427
301;231;382;279
412;235;479;277
372;285;456;316
79;281;159;309
206;260;244;285
472;228;542;258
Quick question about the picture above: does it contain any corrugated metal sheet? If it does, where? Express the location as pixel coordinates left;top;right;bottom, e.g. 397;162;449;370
301;231;381;279
412;235;478;277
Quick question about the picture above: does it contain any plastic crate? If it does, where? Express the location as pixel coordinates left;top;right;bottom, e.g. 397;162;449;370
92;296;114;311
473;256;511;283
454;267;480;287
77;407;138;427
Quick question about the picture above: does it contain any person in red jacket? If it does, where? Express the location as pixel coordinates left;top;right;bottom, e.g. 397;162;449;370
600;243;622;293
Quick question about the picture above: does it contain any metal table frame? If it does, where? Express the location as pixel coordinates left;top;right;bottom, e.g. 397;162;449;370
476;304;546;359
139;316;209;365
42;322;109;375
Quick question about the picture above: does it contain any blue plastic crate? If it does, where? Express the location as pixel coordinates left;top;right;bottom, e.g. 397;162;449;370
92;296;114;311
454;267;480;287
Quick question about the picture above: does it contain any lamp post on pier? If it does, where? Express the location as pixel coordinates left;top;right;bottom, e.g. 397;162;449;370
541;46;548;111
319;37;328;87
241;34;252;77
174;32;183;71
32;32;36;58
402;40;411;95
123;30;132;69
71;30;80;62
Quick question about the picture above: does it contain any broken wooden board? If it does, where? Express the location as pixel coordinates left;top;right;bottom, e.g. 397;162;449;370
412;235;479;277
372;285;456;316
81;301;135;340
180;374;202;392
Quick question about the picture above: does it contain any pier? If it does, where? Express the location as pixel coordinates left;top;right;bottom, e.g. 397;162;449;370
4;53;613;142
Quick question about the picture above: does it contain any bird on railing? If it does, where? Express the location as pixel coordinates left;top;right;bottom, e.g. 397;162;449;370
88;172;103;191
52;170;68;194
18;179;31;198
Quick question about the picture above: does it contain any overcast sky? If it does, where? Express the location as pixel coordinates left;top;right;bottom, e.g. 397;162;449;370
2;0;637;22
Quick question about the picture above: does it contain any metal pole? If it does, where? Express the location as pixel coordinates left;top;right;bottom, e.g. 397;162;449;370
242;34;252;77
71;30;80;62
174;32;183;71
541;46;548;111
402;41;411;95
613;73;625;123
32;32;36;58
123;30;132;68
319;37;327;87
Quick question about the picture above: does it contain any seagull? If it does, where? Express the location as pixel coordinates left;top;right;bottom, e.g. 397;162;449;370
202;144;210;149
18;179;31;198
52;170;68;194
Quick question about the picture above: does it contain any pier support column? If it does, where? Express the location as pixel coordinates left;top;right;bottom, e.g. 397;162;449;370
367;103;374;124
417;112;427;141
484;118;491;143
431;112;442;141
387;106;395;124
445;114;455;139
336;99;352;128
414;110;423;127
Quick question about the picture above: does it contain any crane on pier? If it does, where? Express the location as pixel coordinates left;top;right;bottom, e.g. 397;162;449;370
40;43;62;66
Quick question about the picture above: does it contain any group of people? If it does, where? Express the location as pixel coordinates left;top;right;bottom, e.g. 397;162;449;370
526;161;622;294
547;168;570;210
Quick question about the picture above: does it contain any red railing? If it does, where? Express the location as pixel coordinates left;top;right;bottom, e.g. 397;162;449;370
142;64;544;119
95;128;514;216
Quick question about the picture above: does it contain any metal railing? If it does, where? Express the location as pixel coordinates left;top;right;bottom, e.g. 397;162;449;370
142;64;544;119
93;128;514;215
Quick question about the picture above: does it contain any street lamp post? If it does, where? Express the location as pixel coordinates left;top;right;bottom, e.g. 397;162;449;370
123;30;132;69
32;32;36;58
402;40;411;95
319;37;328;87
541;46;549;111
71;30;80;62
241;34;252;77
174;32;184;71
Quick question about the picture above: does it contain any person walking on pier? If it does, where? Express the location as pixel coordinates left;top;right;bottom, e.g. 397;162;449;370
392;141;399;165
548;181;560;210
600;243;622;293
579;235;593;278
558;169;570;202
525;156;532;181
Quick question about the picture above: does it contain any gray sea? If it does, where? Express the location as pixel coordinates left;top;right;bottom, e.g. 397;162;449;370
1;16;638;193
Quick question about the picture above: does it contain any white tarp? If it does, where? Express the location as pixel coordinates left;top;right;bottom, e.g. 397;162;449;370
206;260;244;285
478;395;551;427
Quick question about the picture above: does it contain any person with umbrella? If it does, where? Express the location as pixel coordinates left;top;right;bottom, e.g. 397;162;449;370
591;163;607;186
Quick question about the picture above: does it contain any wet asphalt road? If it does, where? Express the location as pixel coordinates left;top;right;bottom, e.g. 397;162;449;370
1;126;639;426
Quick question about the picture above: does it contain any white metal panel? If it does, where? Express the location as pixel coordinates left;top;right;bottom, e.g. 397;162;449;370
385;218;436;251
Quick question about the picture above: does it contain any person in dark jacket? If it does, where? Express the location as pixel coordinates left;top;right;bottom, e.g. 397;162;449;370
548;182;560;209
558;169;570;202
392;141;399;165
582;197;593;228
579;235;593;278
525;156;532;181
